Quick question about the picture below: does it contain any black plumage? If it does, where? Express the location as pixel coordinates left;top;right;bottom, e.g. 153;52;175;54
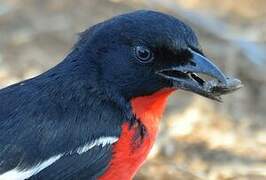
0;10;240;179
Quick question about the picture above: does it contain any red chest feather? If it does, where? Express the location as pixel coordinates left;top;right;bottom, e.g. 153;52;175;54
100;88;174;180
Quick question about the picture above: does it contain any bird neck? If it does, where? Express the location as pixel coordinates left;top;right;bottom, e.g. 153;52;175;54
130;88;174;133
99;88;174;180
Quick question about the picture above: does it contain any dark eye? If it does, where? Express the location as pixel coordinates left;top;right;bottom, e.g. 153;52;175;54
134;46;154;63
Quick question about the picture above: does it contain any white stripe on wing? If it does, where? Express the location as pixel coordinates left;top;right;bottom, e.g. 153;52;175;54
0;136;118;180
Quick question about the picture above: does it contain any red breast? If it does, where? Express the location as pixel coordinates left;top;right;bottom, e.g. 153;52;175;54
100;88;174;180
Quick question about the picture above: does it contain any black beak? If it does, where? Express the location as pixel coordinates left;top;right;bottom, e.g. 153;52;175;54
157;48;242;101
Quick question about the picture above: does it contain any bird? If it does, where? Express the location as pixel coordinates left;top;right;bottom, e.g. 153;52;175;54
0;10;241;180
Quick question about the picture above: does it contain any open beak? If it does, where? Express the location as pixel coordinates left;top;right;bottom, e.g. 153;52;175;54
157;48;243;101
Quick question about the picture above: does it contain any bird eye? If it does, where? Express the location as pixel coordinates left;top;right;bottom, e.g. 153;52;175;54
134;46;154;63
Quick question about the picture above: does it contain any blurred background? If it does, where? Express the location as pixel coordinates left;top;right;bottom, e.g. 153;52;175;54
0;0;265;179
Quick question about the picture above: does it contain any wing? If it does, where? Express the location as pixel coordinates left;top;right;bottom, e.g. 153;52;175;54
0;143;116;180
28;143;114;180
0;73;128;179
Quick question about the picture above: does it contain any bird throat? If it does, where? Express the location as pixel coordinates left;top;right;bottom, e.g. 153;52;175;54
100;88;174;180
130;88;174;134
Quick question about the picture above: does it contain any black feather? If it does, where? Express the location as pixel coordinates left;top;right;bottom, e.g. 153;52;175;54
0;10;199;178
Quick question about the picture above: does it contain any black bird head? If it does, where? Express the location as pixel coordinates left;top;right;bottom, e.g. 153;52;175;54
71;10;241;101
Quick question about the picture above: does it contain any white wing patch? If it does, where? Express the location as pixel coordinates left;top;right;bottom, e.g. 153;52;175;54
76;136;118;154
0;155;62;180
0;136;118;180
